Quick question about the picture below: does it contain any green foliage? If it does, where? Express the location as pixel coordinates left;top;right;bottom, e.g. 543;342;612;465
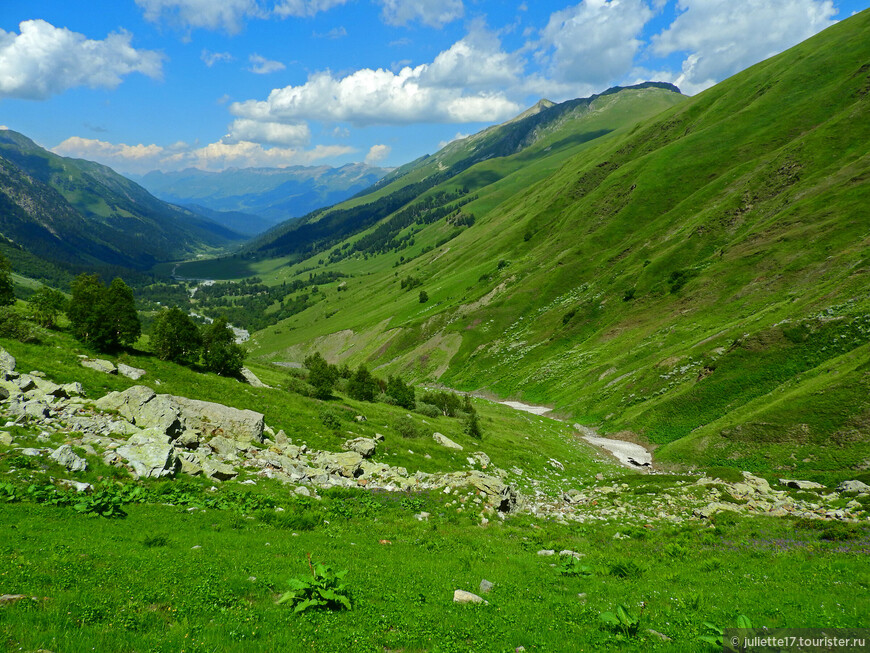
304;351;336;400
201;317;245;376
0;254;15;307
418;290;429;303
420;390;463;417
400;276;422;291
73;489;127;518
699;615;752;650
385;375;415;409
557;556;592;577
318;408;343;431
151;307;202;365
67;274;140;351
0;307;40;343
278;557;351;613
27;286;67;328
599;604;644;637
414;402;441;418
0;482;19;502
347;364;379;402
608;560;644;579
622;288;636;301
394;415;424;439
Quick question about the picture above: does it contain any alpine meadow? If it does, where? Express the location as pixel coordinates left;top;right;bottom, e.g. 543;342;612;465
0;3;868;653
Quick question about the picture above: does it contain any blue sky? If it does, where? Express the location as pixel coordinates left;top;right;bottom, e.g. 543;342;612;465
1;0;867;174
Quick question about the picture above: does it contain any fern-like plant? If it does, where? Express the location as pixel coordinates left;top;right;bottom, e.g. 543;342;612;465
557;556;592;577
600;603;644;637
698;615;752;650
278;554;352;613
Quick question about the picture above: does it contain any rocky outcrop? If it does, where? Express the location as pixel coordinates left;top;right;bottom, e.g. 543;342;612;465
343;437;377;458
80;358;117;374
118;364;146;380
50;444;88;472
96;386;264;445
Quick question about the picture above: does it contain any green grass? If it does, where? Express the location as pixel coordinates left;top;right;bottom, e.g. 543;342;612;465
1;488;867;652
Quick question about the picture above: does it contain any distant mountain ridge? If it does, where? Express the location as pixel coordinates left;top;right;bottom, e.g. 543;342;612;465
248;82;684;258
0;129;243;272
133;163;391;233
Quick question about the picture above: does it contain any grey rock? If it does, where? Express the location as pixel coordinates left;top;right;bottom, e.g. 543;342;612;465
207;435;244;458
780;478;825;490
647;629;672;642
23;401;49;419
343;437;377;458
241;367;269;388
173;396;264;444
294;485;311;497
559;550;584;559
81;358;118;374
56;479;92;493
453;589;487;605
0;347;15;373
433;432;463;450
97;386;182;437
479;579;494;594
61;382;85;397
537;549;555;556
470;451;491;468
694;502;741;519
118;364;146;380
117;433;178;479
275;429;289;445
0;431;11;446
19;448;42;457
175;430;201;449
202;459;238;481
102;451;123;467
178;451;204;476
49;444;88;472
0;387;9;401
837;480;870;494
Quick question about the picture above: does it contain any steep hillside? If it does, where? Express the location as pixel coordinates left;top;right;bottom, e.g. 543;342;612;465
234;11;870;477
245;82;684;260
0;130;244;271
135;163;390;230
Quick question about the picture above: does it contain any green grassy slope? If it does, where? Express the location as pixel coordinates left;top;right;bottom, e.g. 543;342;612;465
0;130;244;271
237;12;870;476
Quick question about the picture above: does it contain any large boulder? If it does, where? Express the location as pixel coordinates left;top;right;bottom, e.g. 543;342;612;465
117;432;178;479
97;386;183;437
81;358;118;374
343;437;377;458
50;444;88;472
118;364;146;380
837;480;870;495
0;347;15;374
172;396;264;444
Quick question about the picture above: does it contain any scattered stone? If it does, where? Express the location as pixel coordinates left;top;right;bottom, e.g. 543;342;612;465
118;364;146;380
779;478;825;490
414;512;430;521
433;432;463;450
56;479;92;493
275;429;289;445
294;486;311;497
537;549;555;556
191;545;202;550
559;550;583;559
49;444;88;472
453;590;487;605
479;579;494;594
343;437;377;458
20;448;42;457
837;480;870;495
471;451;490;468
0;432;12;446
0;594;28;605
577;593;587;603
694;502;742;519
595;473;605;481
202;459;238;481
80;358;117;375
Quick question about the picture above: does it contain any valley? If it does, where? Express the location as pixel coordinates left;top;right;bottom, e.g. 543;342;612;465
0;7;868;652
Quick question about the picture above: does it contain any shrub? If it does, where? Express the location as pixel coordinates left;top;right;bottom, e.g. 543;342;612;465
415;402;441;418
151;307;202;365
347;364;379;402
304;352;337;400
0;308;39;343
319;408;343;431
394;416;423;439
418;290;429;303
386;375;415;409
278;556;351;613
201;317;245;376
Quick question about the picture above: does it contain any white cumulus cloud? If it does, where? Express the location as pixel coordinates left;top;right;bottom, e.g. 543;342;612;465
0;20;162;100
274;0;350;17
651;0;837;95
226;118;310;145
249;54;286;74
52;136;354;174
230;26;524;128
135;0;265;33
538;0;654;87
364;144;391;165
378;0;465;28
201;49;234;66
